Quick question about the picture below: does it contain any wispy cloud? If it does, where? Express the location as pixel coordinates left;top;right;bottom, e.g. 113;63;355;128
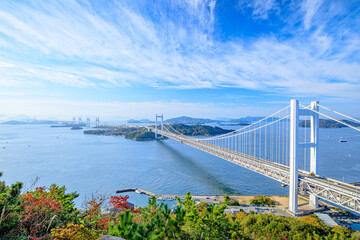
237;0;279;19
0;0;359;100
302;0;324;30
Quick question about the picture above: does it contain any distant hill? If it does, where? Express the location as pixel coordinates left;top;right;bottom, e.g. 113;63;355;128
127;119;154;123
51;123;87;128
166;116;217;124
299;119;360;128
165;124;233;136
1;120;60;125
228;116;265;124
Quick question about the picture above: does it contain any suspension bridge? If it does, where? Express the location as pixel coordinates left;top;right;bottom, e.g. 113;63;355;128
152;100;360;215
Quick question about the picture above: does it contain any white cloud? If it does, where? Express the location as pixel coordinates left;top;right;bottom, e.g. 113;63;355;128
0;0;358;100
303;0;324;30
238;0;278;19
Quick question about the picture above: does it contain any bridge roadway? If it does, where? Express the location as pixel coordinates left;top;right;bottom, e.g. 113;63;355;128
153;128;360;214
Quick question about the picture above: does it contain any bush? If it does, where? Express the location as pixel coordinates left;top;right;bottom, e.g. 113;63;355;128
51;223;100;239
19;187;62;238
249;195;275;206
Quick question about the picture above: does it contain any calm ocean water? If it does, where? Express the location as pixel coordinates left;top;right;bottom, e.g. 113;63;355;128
0;124;359;207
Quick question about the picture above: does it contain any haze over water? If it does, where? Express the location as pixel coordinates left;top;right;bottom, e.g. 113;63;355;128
0;124;359;207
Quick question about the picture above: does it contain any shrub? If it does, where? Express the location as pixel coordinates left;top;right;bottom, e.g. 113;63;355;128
51;222;100;240
19;187;62;238
299;215;325;227
82;194;113;232
249;195;275;206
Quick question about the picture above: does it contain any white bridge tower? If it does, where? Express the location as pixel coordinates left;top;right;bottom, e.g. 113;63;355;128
155;114;164;139
289;99;319;213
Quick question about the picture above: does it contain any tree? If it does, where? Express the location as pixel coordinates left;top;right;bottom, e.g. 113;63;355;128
19;187;62;238
0;172;23;238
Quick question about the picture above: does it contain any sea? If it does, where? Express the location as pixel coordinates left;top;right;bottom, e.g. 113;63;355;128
0;123;359;214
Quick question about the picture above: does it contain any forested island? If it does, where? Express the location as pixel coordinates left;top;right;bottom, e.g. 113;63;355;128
84;127;155;141
83;124;233;141
169;124;233;136
299;119;360;128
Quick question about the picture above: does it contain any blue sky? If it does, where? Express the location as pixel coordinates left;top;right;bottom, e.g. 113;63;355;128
0;0;359;120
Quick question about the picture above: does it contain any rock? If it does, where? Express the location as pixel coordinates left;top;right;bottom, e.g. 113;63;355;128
100;236;126;240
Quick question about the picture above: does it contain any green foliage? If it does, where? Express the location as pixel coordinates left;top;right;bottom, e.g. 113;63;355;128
249;195;275;206
224;194;240;206
0;172;23;238
107;210;144;239
84;127;155;141
124;129;155;141
106;192;360;239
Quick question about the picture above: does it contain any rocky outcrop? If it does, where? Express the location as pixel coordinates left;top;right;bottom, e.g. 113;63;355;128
100;235;126;240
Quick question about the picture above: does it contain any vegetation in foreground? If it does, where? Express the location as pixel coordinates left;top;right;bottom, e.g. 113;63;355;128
1;172;360;239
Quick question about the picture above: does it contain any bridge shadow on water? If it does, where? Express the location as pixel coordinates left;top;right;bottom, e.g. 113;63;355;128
156;140;242;195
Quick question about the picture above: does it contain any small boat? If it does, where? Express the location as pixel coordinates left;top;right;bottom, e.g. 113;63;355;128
339;139;348;142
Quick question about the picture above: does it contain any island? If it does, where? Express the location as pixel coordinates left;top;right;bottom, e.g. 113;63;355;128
127;119;154;123
70;126;83;130
84;127;155;141
83;124;234;140
51;123;87;128
169;124;233;136
219;122;250;126
1;120;61;125
227;116;265;124
166;116;217;124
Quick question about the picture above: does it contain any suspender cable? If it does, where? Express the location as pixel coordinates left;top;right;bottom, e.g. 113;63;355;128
300;104;360;132
265;117;267;160
304;115;307;170
319;105;360;124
